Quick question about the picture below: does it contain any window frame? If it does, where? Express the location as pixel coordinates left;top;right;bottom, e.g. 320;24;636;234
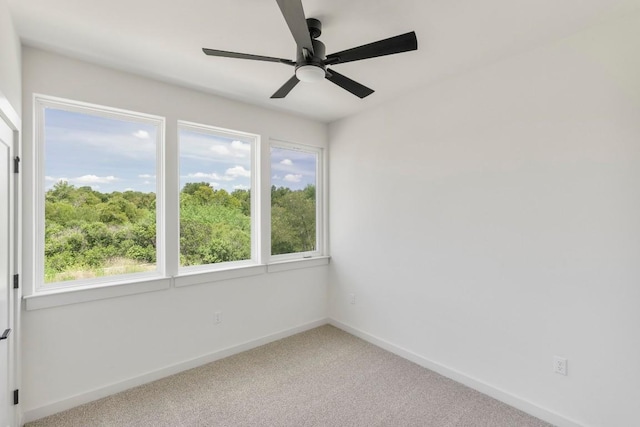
33;94;166;292
26;94;329;307
177;120;261;273
268;139;324;262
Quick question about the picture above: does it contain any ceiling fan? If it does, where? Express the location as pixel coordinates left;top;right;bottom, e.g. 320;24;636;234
202;0;418;99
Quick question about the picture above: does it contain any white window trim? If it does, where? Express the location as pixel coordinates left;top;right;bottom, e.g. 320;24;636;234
23;277;171;310
269;139;325;262
23;256;330;310
32;94;166;293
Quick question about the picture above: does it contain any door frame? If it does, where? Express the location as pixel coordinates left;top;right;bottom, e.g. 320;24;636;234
0;91;21;427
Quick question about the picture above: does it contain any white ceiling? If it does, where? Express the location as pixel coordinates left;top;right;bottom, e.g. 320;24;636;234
7;0;640;123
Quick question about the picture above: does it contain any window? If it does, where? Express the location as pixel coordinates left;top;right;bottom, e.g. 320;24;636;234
31;94;326;300
178;122;258;269
35;96;164;289
270;142;322;259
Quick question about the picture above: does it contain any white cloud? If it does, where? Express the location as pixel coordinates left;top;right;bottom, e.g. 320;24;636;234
73;175;118;184
206;140;250;159
233;184;250;190
225;165;251;178
179;129;253;163
210;182;220;188
45;176;56;182
46;126;156;161
283;174;302;183
231;140;250;157
138;174;155;178
272;174;281;180
210;145;230;156
133;130;150;139
280;159;293;166
186;172;229;181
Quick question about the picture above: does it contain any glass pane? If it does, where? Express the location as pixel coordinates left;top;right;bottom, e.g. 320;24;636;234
271;146;317;255
179;127;252;267
43;108;158;284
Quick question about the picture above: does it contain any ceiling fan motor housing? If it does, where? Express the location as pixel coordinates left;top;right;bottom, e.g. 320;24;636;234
296;38;326;79
306;18;322;39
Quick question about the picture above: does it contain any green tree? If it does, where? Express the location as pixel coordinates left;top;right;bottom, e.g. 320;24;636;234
46;180;75;203
271;186;316;255
44;184;159;282
231;189;250;216
179;183;251;266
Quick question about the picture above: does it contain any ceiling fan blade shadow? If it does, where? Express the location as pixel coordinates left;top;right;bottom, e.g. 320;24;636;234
325;69;374;98
271;75;301;98
203;48;295;65
326;31;417;65
275;0;314;55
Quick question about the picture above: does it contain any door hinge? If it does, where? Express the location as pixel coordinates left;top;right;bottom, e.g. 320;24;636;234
13;389;19;405
13;274;18;289
14;156;20;173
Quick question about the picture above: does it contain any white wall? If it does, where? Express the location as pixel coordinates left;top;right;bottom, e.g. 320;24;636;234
329;12;640;427
21;47;328;419
0;0;21;113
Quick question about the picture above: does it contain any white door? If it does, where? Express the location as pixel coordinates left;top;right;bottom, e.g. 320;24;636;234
0;117;15;427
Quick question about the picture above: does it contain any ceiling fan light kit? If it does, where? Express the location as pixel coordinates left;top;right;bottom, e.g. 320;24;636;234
202;0;417;99
296;64;325;83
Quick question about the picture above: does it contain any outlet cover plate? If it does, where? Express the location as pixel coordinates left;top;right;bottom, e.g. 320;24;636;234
554;356;567;376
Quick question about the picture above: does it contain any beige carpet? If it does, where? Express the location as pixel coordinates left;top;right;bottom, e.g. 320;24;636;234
27;325;553;426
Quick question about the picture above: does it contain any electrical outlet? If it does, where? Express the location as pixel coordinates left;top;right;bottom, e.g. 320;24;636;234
349;293;356;305
214;311;222;324
553;356;567;376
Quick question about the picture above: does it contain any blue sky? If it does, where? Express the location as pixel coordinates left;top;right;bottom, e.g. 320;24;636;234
179;128;252;192
270;146;317;191
45;108;157;193
45;108;316;194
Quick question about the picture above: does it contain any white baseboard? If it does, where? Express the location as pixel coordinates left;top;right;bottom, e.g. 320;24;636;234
23;318;328;423
23;317;586;426
328;319;585;427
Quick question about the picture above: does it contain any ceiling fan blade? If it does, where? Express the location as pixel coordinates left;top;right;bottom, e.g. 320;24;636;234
325;69;374;99
203;48;295;65
325;31;417;65
275;0;314;56
271;75;300;98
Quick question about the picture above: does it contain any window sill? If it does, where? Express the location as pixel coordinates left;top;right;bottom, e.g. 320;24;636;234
175;256;331;286
23;277;171;311
23;256;331;310
174;264;267;288
267;256;330;273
